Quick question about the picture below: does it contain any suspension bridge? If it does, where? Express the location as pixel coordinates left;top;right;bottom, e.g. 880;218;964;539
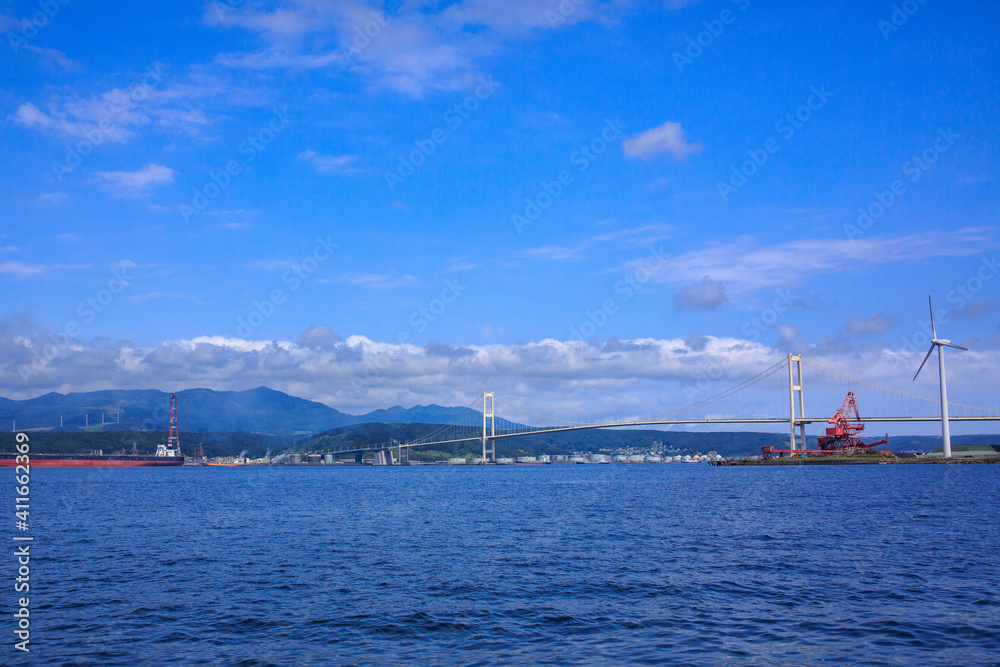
327;354;1000;463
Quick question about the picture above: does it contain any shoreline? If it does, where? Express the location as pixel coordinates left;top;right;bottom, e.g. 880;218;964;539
711;456;1000;466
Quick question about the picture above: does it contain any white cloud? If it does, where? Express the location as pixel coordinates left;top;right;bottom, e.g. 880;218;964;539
12;101;136;143
517;245;585;261
246;260;298;271
0;262;90;278
297;150;361;174
21;45;80;70
325;273;418;289
35;193;69;203
12;70;239;144
592;223;673;246
842;314;900;337
110;259;154;270
949;300;1000;320
125;291;193;302
0;262;46;278
3;332;998;426
95;163;176;197
514;224;673;266
625;228;1000;292
674;278;728;311
623;121;703;159
206;0;692;96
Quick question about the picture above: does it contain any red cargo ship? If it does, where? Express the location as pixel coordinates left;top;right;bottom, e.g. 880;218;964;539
0;453;184;467
2;393;185;468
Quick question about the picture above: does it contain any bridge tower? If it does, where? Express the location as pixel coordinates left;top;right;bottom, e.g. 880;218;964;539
482;391;495;462
787;354;806;450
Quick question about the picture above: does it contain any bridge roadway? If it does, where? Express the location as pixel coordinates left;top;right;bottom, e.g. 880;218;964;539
325;415;1000;457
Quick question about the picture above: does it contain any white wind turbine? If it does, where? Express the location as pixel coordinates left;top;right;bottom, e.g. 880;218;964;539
912;296;968;458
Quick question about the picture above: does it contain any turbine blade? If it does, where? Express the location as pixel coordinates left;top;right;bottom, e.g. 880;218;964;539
928;296;937;339
913;344;935;381
940;342;968;351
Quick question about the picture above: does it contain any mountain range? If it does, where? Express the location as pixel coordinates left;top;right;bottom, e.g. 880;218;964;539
0;387;469;435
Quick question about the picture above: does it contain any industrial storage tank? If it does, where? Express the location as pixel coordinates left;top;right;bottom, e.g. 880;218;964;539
613;455;628;462
628;455;645;463
307;454;322;465
569;455;586;463
324;454;334;465
447;458;466;465
644;455;662;463
289;454;303;465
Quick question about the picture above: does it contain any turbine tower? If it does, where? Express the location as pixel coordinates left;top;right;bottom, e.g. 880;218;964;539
913;297;968;458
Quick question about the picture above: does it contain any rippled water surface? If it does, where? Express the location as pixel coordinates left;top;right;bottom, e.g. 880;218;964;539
17;463;1000;665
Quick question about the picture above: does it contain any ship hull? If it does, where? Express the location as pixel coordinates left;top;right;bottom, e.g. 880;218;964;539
0;454;184;467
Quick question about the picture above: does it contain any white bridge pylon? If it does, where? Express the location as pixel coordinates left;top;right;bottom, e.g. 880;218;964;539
392;354;1000;460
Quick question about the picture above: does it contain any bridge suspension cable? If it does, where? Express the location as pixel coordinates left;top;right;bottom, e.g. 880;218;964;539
392;353;999;458
801;359;999;420
651;358;789;422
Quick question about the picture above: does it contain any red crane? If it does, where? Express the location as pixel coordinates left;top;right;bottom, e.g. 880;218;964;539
762;391;890;458
817;392;888;454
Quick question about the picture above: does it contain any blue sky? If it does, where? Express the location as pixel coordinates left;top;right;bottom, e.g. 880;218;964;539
1;0;998;426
